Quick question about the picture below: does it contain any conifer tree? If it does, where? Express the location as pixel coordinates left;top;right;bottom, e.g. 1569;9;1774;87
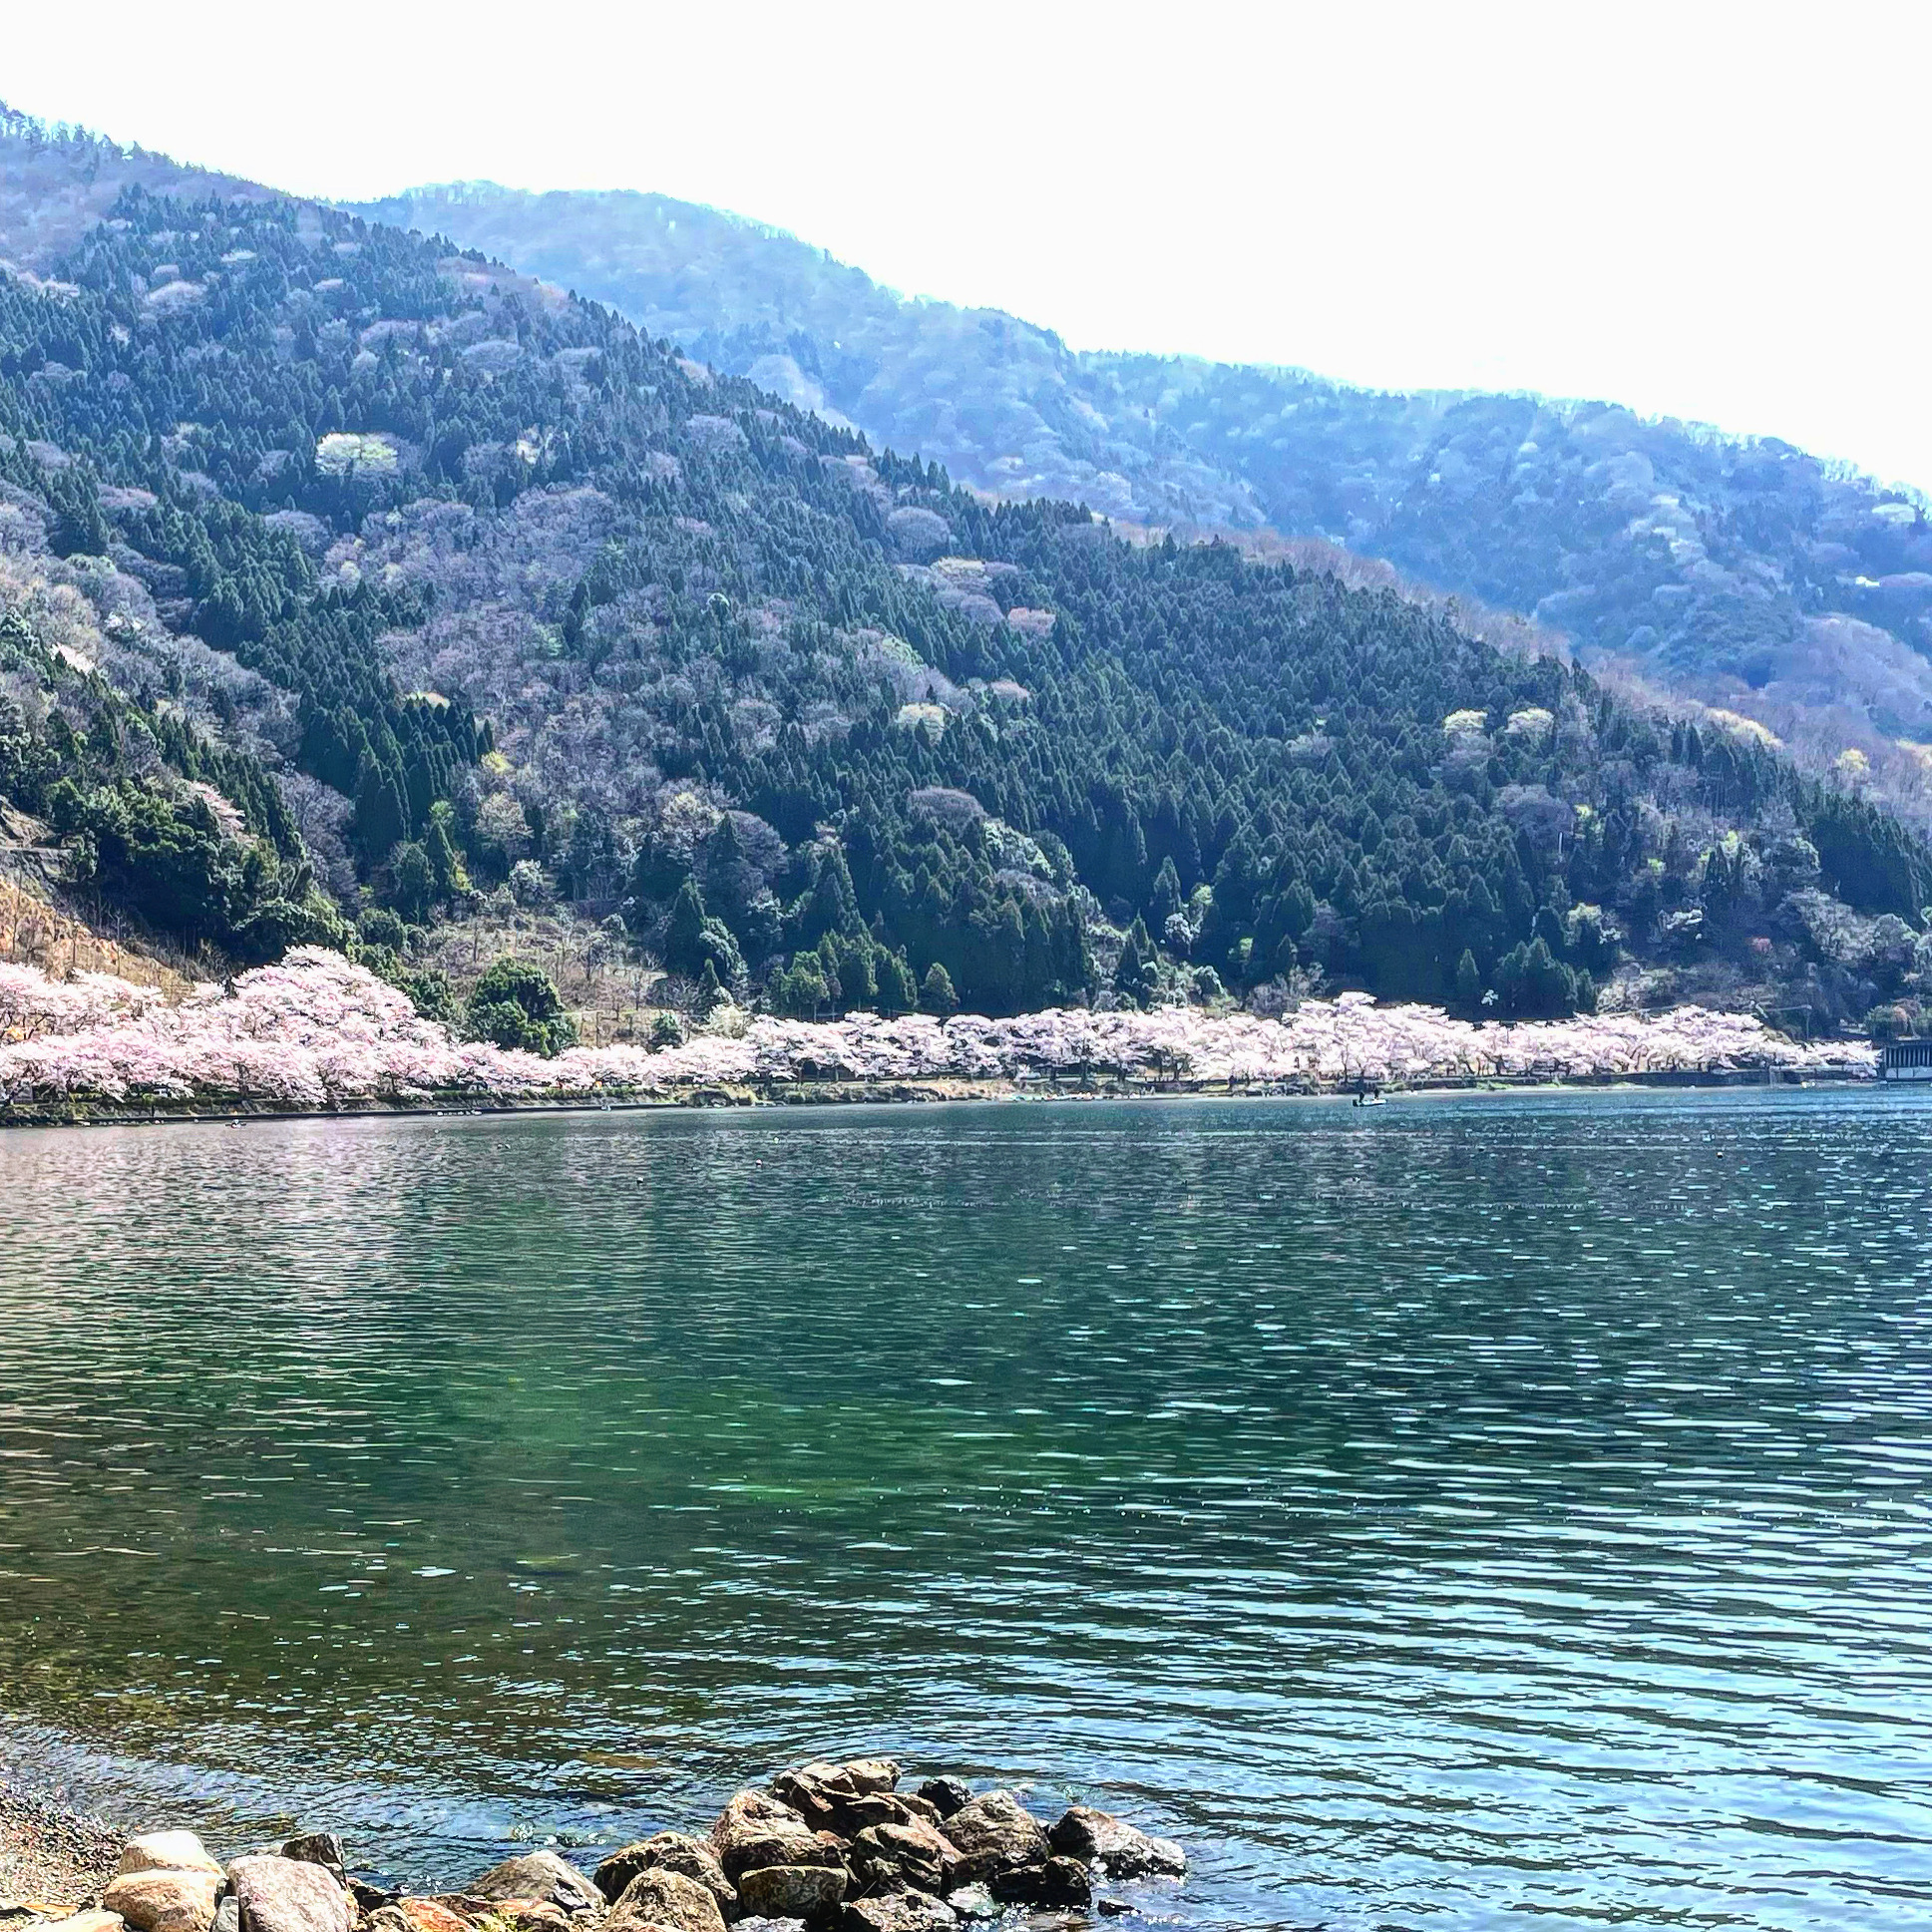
920;961;959;1016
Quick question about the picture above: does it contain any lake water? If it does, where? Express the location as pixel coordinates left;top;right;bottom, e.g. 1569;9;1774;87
2;1091;1930;1930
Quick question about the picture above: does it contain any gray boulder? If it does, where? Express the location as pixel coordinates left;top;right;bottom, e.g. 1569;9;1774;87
116;1835;224;1880
707;1796;840;1887
1047;1806;1185;1878
606;1869;724;1932
933;1793;1047;1884
461;1854;600;1917
228;1856;353;1932
101;1870;222;1932
594;1836;735;1919
769;1762;902;1838
733;1870;845;1922
846;1819;953;1897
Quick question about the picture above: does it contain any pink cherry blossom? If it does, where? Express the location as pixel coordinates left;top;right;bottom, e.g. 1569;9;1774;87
0;947;1877;1111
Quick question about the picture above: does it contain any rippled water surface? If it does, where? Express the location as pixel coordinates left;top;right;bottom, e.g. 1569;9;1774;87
3;1091;1932;1928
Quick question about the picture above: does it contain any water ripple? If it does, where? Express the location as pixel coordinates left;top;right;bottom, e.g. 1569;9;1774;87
1;1089;1930;1928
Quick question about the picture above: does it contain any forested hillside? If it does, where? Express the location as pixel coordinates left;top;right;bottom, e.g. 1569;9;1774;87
357;185;1932;796
2;113;1929;1038
0;597;319;961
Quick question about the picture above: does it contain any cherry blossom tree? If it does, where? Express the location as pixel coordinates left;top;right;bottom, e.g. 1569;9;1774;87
0;948;1876;1111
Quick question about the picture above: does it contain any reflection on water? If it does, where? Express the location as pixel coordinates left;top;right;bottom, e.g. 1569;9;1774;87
2;1090;1931;1929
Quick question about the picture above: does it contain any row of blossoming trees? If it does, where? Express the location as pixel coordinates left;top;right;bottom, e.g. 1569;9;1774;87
0;949;1873;1110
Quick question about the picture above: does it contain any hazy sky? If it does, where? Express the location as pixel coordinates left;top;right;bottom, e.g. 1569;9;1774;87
9;1;1929;491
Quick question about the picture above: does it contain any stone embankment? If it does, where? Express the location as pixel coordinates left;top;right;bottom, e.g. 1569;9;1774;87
5;1759;1185;1932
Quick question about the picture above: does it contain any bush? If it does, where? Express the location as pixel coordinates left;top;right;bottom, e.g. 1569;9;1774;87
465;958;578;1056
397;965;459;1026
358;907;408;952
648;1009;687;1047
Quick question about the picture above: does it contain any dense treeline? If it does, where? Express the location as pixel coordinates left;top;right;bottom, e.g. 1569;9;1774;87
0;179;1927;1021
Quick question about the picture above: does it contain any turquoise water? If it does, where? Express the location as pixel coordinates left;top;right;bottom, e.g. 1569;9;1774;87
2;1091;1930;1929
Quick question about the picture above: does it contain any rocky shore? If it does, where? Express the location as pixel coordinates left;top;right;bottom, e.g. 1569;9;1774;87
1;1759;1185;1932
0;1781;123;1917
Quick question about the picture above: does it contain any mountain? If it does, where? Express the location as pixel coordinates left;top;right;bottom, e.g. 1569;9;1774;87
0;110;1928;1039
353;185;1932;802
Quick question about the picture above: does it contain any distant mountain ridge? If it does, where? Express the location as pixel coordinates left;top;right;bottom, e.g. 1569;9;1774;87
353;183;1932;798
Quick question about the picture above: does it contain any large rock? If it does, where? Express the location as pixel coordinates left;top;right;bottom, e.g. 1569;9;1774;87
1046;1807;1185;1878
846;1820;954;1898
706;1797;840;1887
36;1915;126;1932
228;1856;352;1932
277;1841;346;1888
117;1836;226;1881
913;1783;969;1822
594;1838;734;1920
732;1869;845;1922
932;1794;1047;1884
461;1855;600;1917
606;1870;724;1932
102;1869;221;1932
988;1860;1090;1909
838;1898;958;1932
769;1763;901;1839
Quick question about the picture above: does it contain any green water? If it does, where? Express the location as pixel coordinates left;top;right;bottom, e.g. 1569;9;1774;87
2;1091;1931;1929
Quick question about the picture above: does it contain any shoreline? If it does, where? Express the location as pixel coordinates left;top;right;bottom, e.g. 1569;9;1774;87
0;1751;1186;1930
2;951;1880;1132
0;1063;1878;1132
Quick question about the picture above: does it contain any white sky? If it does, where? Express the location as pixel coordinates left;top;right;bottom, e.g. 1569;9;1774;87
8;0;1929;491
